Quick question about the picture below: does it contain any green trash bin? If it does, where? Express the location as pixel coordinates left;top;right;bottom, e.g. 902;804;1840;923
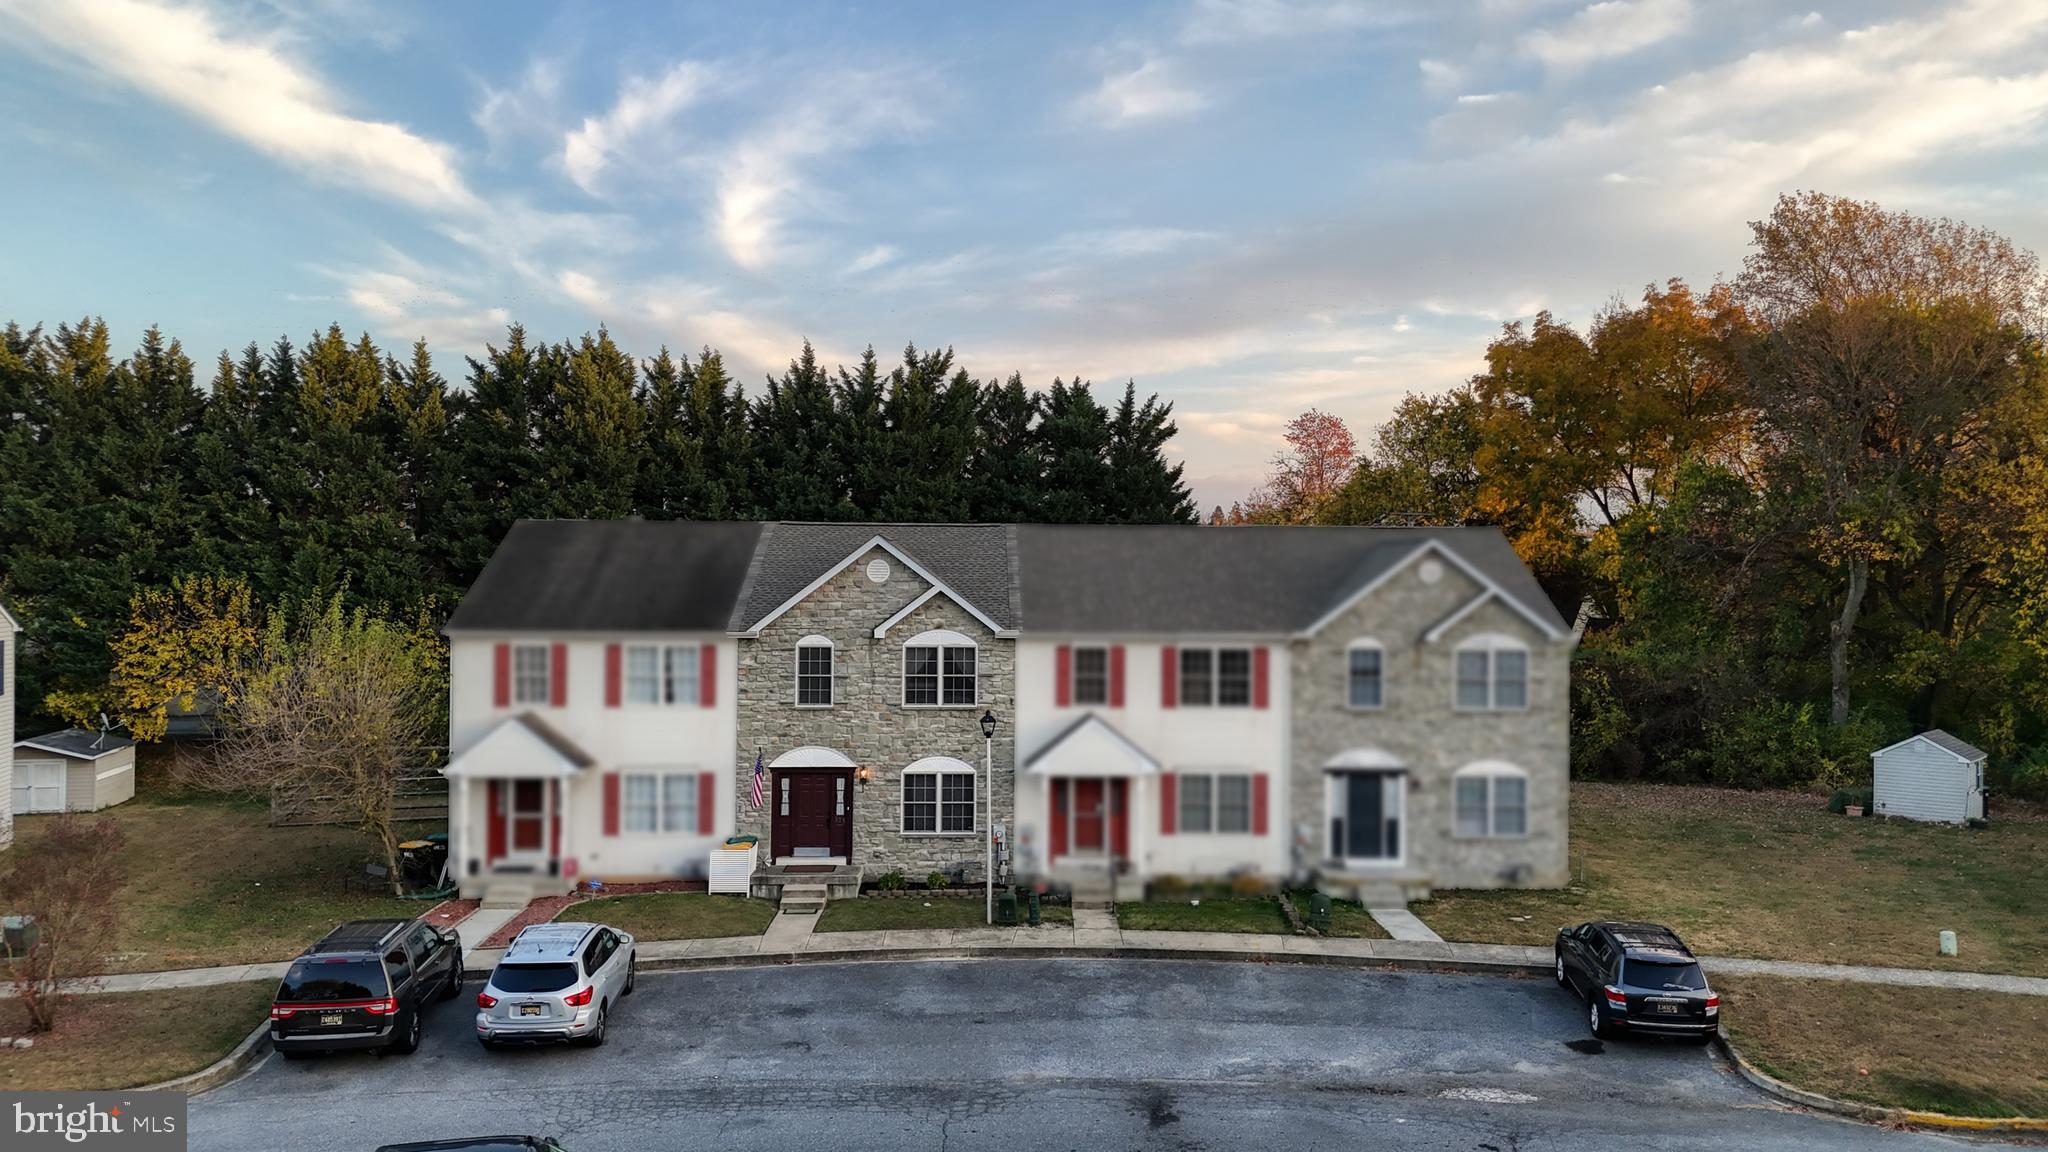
1308;893;1333;934
996;888;1020;926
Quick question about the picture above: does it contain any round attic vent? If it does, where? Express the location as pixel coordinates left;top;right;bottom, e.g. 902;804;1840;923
1418;559;1445;585
866;557;891;584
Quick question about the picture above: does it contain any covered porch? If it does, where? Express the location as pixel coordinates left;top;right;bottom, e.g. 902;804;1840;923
1023;714;1157;894
444;712;596;902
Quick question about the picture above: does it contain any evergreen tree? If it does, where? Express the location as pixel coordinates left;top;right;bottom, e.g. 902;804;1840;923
543;328;642;520
387;339;457;601
674;348;753;519
1104;380;1196;523
834;347;890;518
447;325;550;581
967;372;1042;522
750;341;852;520
634;346;694;519
1037;377;1113;523
876;344;976;521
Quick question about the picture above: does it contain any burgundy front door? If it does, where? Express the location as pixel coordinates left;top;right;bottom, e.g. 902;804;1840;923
1072;779;1106;853
509;780;546;854
773;769;854;860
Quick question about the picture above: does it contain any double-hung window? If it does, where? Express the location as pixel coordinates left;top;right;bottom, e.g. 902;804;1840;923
1454;637;1529;711
625;644;700;705
1454;765;1528;837
796;637;834;707
512;644;551;705
1179;647;1253;708
902;759;976;834
1347;642;1384;708
623;771;700;834
904;630;977;707
1176;772;1253;833
1072;646;1108;706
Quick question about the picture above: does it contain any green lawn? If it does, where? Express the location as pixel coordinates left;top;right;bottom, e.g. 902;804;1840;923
1;981;273;1090
816;896;1074;932
1717;976;2048;1118
1117;896;1292;934
556;892;776;940
1289;891;1391;939
1415;783;2048;976
11;788;439;974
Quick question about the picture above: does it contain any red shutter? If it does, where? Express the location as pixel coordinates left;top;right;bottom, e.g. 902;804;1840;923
493;644;511;709
603;773;620;836
698;772;716;835
550;780;561;857
1050;781;1069;859
1055;645;1072;707
549;643;568;707
486;780;506;861
605;644;621;708
1252;773;1270;836
1160;646;1178;708
1109;645;1126;708
1253;646;1270;710
1160;773;1177;835
700;645;717;707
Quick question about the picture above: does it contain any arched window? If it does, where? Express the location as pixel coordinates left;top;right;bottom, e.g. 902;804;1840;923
1346;638;1384;709
904;629;977;707
901;756;977;834
1454;761;1528;838
795;635;834;707
1454;633;1529;711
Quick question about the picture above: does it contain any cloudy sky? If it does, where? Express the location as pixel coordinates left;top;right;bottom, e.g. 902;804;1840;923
3;0;2047;510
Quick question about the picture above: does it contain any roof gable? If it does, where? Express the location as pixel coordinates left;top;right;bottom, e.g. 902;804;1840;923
730;524;1018;635
1873;729;1987;763
444;713;595;778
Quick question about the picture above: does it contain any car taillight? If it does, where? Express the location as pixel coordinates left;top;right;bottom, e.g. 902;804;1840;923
1603;986;1628;1009
477;992;498;1009
1704;993;1720;1015
269;1005;295;1020
563;986;594;1007
363;998;399;1015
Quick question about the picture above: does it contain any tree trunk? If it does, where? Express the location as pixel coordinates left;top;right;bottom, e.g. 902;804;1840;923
1830;556;1869;726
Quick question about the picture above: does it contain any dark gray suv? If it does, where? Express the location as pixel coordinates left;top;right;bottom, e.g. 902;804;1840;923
1555;920;1720;1042
270;918;464;1057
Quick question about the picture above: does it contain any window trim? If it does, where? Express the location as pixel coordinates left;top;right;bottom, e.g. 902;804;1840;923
902;629;978;709
1345;639;1385;711
1452;761;1529;839
1452;633;1531;713
900;756;978;837
1178;646;1254;709
511;643;551;706
795;635;834;709
623;643;701;707
619;770;704;836
1070;644;1110;707
1173;770;1256;835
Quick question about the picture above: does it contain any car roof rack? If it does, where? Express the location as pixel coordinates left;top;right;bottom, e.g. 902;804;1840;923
1605;923;1691;955
311;919;410;953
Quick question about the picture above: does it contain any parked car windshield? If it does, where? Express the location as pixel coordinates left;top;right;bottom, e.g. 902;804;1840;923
491;963;579;993
1625;959;1708;991
277;957;389;1002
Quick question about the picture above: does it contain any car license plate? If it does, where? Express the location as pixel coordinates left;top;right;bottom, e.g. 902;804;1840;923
1655;1002;1681;1015
519;1004;542;1017
320;1013;344;1027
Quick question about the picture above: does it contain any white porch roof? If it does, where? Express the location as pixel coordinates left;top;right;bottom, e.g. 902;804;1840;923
443;713;596;780
1325;746;1405;771
1022;713;1160;778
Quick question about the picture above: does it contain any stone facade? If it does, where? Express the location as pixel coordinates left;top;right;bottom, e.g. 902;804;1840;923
733;545;1015;880
1289;550;1571;890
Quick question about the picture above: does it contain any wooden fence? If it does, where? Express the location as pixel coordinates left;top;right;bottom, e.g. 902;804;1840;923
269;767;449;827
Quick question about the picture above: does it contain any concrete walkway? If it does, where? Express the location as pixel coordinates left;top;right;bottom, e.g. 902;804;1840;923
451;906;520;954
760;908;819;950
69;931;2048;997
1366;906;1443;942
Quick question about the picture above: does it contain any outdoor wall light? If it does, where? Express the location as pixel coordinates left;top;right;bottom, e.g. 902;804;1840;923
855;765;872;789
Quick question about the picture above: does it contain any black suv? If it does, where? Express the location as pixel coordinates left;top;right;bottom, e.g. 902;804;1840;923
1554;921;1719;1042
270;918;464;1057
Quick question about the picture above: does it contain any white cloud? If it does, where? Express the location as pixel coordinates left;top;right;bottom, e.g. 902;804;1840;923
562;61;712;195
1083;58;1210;126
1178;0;1396;45
0;0;476;212
843;245;899;275
1520;0;1693;71
475;57;566;160
1418;57;1464;94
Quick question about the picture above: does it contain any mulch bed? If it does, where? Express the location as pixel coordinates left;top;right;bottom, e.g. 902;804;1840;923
476;880;710;948
423;898;480;928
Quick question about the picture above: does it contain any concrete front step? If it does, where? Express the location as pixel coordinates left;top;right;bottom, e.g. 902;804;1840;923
780;883;829;915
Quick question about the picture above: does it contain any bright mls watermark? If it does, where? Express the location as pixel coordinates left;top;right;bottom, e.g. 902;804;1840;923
7;1092;185;1150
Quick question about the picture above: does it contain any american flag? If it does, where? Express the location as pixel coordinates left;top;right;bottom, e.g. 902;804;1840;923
749;751;766;809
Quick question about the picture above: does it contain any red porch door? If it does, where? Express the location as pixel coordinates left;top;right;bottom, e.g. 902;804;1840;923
772;769;854;860
1051;778;1128;864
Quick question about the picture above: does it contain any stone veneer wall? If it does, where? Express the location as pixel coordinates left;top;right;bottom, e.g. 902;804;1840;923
1289;554;1571;889
733;545;1015;880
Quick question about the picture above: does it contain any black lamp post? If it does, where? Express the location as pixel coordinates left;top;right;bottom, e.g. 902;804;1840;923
980;710;998;922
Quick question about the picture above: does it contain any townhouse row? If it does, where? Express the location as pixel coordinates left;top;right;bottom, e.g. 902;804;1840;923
442;521;1573;903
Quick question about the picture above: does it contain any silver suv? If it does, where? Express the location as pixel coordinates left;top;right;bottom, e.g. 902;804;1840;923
475;922;636;1048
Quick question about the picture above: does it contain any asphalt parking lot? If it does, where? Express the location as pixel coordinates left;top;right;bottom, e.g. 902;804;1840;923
191;958;2019;1151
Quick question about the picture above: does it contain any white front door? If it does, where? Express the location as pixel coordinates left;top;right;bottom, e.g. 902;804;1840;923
12;760;66;813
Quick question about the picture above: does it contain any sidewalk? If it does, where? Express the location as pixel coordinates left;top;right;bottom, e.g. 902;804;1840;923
68;930;2048;997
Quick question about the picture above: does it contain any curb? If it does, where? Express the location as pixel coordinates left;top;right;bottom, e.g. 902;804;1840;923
137;1019;271;1097
1716;1028;2048;1135
463;942;1552;982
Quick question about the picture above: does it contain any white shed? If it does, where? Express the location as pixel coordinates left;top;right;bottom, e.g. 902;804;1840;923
1870;730;1987;825
12;729;138;814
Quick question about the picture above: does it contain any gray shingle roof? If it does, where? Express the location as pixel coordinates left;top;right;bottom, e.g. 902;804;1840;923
445;520;764;633
15;728;135;760
728;523;1019;632
1014;524;1567;635
1918;729;1988;761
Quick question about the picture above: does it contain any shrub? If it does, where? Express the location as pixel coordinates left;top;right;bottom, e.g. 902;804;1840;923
1826;786;1875;814
2;815;128;1032
925;871;948;890
875;871;907;891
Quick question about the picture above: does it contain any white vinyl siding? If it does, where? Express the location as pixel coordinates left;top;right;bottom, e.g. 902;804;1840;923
1872;738;1978;824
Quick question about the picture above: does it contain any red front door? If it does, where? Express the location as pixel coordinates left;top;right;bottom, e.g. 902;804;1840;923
1052;777;1129;864
509;780;546;853
772;769;854;860
1073;779;1105;852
